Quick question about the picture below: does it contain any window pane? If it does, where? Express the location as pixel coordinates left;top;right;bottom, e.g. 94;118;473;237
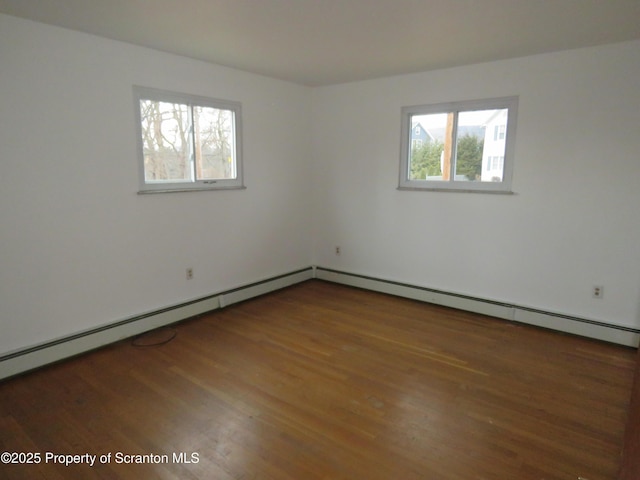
454;110;489;182
194;106;236;180
408;113;448;181
139;100;192;182
454;109;508;182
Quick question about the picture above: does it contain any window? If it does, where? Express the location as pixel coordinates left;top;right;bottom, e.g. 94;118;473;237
488;156;504;171
399;96;518;193
134;86;243;193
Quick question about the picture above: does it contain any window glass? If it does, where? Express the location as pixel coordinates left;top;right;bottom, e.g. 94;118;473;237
193;106;236;181
140;100;191;183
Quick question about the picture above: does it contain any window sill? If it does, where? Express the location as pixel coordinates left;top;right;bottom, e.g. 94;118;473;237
138;185;246;195
397;186;515;194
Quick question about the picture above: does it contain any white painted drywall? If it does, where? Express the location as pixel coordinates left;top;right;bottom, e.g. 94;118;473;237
0;14;313;355
311;40;640;331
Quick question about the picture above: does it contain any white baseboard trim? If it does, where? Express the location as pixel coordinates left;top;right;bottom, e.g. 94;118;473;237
0;267;314;381
315;267;640;348
219;268;313;307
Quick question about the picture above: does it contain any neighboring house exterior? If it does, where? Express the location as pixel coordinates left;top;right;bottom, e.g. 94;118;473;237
481;109;508;182
411;123;434;149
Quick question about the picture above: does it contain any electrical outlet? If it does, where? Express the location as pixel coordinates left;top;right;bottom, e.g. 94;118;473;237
592;285;603;299
186;268;194;280
335;246;341;255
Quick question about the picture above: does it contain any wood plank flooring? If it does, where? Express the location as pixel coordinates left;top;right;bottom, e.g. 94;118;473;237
0;280;636;479
619;346;640;479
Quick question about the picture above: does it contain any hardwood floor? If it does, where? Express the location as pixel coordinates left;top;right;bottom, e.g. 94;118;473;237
0;280;636;480
619;346;640;479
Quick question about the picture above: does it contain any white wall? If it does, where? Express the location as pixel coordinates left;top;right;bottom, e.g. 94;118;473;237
311;40;640;331
0;14;313;356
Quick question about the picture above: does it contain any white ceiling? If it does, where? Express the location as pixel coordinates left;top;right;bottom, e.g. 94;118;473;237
1;0;639;86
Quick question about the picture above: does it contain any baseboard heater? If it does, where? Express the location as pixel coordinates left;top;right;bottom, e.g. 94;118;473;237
0;267;314;381
314;267;640;348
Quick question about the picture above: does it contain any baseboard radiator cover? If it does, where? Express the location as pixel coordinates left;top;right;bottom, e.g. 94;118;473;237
0;267;314;381
315;267;640;348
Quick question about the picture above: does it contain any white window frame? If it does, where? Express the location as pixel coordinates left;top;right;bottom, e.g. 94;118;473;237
134;86;244;194
398;96;518;193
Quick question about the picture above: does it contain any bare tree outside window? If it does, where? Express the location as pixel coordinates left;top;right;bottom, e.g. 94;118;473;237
140;100;190;182
193;106;235;180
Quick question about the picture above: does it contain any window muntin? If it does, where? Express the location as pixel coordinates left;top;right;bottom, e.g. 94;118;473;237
134;87;243;193
399;96;518;193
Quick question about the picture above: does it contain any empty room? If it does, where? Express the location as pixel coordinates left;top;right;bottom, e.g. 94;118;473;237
1;1;640;479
